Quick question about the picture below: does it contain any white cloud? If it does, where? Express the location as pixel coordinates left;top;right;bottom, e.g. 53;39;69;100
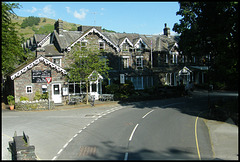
66;7;71;13
38;5;56;18
101;8;104;11
73;9;89;20
24;7;37;13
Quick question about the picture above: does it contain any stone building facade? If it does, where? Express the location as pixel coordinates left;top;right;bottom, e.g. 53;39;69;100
7;19;208;105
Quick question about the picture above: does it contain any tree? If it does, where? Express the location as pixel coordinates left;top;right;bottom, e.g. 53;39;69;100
65;44;111;104
173;2;238;90
21;16;40;28
2;2;26;77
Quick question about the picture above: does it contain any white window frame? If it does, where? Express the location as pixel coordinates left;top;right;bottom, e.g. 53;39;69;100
122;56;129;69
136;56;143;68
26;86;33;94
52;56;62;67
98;40;105;50
80;40;88;50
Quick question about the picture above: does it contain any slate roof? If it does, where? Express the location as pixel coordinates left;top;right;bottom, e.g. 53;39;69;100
34;34;47;43
44;44;63;56
25;23;179;54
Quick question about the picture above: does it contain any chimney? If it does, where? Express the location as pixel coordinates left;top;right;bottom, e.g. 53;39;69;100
36;47;45;57
163;23;170;37
54;19;63;35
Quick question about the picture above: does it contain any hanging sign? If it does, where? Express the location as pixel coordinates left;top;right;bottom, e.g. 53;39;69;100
45;77;52;84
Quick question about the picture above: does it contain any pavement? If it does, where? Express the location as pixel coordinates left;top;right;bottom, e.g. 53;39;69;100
2;99;238;160
203;118;238;160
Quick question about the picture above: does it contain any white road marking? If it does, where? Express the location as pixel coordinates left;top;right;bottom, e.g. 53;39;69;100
63;143;68;149
142;110;154;118
124;152;128;161
57;148;63;155
68;137;73;143
129;124;139;141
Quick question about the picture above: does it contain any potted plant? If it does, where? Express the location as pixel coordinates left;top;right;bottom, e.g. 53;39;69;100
7;95;15;110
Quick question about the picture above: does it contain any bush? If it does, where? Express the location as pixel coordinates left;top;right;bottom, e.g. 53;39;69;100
33;91;48;100
41;92;48;100
105;79;135;100
33;91;42;100
20;96;29;101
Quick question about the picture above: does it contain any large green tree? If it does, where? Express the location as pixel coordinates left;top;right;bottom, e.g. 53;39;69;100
65;45;110;104
2;2;26;77
173;2;238;90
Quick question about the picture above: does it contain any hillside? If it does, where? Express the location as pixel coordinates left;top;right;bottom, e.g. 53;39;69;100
11;16;81;41
11;16;116;42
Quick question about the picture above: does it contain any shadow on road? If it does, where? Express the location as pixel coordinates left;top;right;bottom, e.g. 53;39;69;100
117;91;238;125
78;140;197;160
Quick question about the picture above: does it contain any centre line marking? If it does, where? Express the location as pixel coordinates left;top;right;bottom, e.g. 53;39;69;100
195;116;201;160
129;124;139;141
142;110;154;118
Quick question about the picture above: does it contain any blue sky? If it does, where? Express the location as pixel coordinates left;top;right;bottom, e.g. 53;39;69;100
12;1;181;35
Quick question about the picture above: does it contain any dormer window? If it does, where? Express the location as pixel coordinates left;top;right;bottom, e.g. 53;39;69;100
135;39;147;52
52;56;62;66
122;43;129;52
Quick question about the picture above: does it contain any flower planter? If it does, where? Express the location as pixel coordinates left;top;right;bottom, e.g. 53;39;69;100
9;105;14;110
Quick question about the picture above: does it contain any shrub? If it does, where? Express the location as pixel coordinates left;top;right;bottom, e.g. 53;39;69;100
20;96;29;101
7;95;15;105
41;92;48;100
33;91;49;100
33;91;42;101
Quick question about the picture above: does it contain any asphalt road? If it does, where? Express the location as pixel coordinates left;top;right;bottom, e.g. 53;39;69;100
2;90;237;160
55;97;213;160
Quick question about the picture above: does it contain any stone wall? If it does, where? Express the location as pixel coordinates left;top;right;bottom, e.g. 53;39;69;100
9;132;37;160
14;62;66;102
15;100;55;111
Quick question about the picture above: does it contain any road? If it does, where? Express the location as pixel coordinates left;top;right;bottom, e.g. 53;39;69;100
2;91;237;160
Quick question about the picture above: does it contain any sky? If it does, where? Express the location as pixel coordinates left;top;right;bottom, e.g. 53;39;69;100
11;1;182;35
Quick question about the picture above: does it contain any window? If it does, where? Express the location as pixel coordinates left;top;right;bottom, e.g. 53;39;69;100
122;56;129;69
131;77;143;90
122;43;128;52
99;42;105;50
52;57;62;66
80;41;87;50
136;56;143;68
26;86;32;94
42;85;47;93
68;82;89;95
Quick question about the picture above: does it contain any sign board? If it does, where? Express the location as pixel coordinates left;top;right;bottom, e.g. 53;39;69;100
32;70;51;83
120;74;125;84
45;77;52;84
62;87;68;96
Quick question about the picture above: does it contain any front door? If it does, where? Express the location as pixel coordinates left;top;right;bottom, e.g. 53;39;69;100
52;83;62;103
